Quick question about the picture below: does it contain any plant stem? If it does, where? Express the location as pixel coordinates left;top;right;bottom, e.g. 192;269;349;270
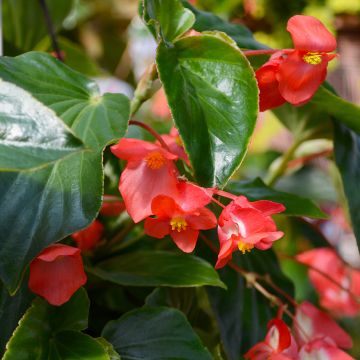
130;63;158;117
129;120;171;151
38;0;64;61
265;138;303;187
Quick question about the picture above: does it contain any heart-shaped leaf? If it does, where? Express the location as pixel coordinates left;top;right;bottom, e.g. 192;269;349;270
157;33;258;187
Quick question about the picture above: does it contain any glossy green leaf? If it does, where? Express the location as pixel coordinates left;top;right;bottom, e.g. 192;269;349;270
182;1;266;50
157;33;258;187
102;307;213;360
143;0;195;43
226;178;327;218
96;338;121;360
2;289;108;360
0;53;130;291
90;251;225;288
334;122;360;251
197;235;294;360
3;0;73;53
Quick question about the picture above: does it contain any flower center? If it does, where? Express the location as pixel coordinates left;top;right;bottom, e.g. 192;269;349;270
303;52;322;65
170;217;187;232
238;241;254;254
145;151;166;169
175;135;183;147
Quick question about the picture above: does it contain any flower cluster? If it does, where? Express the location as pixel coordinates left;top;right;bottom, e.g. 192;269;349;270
245;302;354;359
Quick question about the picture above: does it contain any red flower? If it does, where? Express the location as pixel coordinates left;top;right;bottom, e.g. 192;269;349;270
296;248;360;316
294;302;352;350
111;138;178;223
160;127;190;166
244;319;298;359
215;196;285;269
100;195;126;216
299;339;354;360
28;244;87;306
256;15;337;111
144;182;216;252
71;220;104;251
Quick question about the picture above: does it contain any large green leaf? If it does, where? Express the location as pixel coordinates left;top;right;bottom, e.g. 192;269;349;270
0;53;130;292
182;1;266;50
157;33;258;187
102;307;213;360
90;251;225;288
3;0;73;53
226;178;327;218
2;288;110;360
334;122;360;251
197;233;294;360
143;0;195;43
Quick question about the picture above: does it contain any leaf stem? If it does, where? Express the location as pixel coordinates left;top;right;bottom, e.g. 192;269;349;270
38;0;64;61
129;120;171;152
130;63;158;117
242;49;292;57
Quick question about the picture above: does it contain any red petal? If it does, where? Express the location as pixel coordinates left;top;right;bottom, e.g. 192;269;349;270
186;207;217;230
170;228;199;253
71;220;104;251
29;245;87;306
111;138;159;162
250;200;286;216
277;51;328;105
287;15;337;52
256;61;286;111
151;195;181;218
267;319;291;351
176;182;213;212
215;236;234;269
144;217;170;238
119;160;178;223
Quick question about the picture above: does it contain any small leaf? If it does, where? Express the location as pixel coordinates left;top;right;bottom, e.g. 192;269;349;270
334;121;360;252
2;288;106;360
90;251;225;288
226;178;327;218
143;0;195;43
102;307;213;360
157;33;258;187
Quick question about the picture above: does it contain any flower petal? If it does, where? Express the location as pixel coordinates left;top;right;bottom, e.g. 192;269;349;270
186;207;217;230
151;195;181;218
277;51;328;105
170;228;199;253
144;217;170;238
287;15;337;52
176;181;213;212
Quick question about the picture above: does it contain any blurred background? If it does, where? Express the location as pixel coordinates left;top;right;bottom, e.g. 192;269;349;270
2;0;360;354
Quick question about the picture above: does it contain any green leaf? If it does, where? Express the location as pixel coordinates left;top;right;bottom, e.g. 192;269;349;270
97;338;121;360
3;0;73;53
102;307;213;360
226;178;327;219
198;235;294;360
156;33;258;187
312;86;360;135
143;0;195;43
182;1;266;50
334;122;360;251
2;288;109;360
90;251;225;288
0;53;130;292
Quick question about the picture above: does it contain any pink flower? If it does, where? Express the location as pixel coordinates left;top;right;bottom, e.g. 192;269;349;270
215;196;285;269
111;138;178;223
71;220;104;251
244;319;298;359
299;339;354;360
256;15;337;111
151;88;171;119
296;248;360;316
160;127;190;166
29;244;87;306
144;182;216;252
294;302;352;349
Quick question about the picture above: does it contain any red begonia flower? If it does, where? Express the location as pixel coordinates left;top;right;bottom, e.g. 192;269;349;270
244;319;298;359
110;138;178;223
299;339;354;360
28;244;87;306
160;127;190;166
144;182;216;252
294;302;352;349
100;195;126;216
215;196;285;269
151;88;171;119
256;15;337;111
71;219;104;251
296;248;360;316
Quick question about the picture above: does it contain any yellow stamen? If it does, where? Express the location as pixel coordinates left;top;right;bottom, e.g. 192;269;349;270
145;151;166;170
303;52;322;65
238;242;254;254
175;135;183;147
170;217;187;232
